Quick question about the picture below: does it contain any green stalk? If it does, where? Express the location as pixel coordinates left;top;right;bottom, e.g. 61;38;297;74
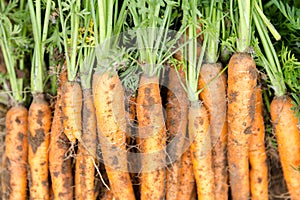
206;0;223;63
129;0;176;77
80;2;94;90
58;0;81;81
180;0;205;102
70;0;80;81
28;0;52;93
253;7;286;96
237;0;251;52
0;32;22;102
0;1;30;103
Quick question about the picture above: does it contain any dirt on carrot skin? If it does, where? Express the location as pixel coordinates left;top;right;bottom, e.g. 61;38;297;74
93;71;135;200
227;52;257;200
270;95;300;199
2;105;28;200
136;74;167;200
165;65;188;200
177;148;197;200
28;93;51;200
189;101;214;200
75;89;97;200
49;69;74;200
198;62;228;200
249;87;268;200
61;81;82;144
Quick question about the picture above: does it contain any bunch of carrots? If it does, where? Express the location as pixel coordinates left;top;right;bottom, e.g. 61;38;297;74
0;0;299;200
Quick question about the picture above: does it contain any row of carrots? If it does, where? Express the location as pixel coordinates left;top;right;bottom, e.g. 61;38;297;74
1;0;300;199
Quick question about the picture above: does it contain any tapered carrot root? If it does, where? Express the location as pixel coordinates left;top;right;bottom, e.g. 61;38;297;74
249;87;268;200
136;75;166;200
49;70;73;199
270;95;300;199
100;189;114;200
28;94;51;200
75;89;97;200
166;66;188;200
198;63;228;199
2;105;28;200
93;71;135;200
189;101;214;200
227;53;257;200
177;149;197;200
62;81;82;143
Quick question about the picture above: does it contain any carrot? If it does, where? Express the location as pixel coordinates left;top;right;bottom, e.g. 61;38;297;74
177;149;197;200
61;81;82;144
198;63;228;199
136;75;167;199
166;66;188;200
93;71;136;200
100;189;114;200
75;88;97;200
28;93;51;199
249;87;268;200
49;70;73;199
27;0;53;197
189;101;214;200
253;4;300;198
227;53;257;199
270;95;300;199
2;105;28;200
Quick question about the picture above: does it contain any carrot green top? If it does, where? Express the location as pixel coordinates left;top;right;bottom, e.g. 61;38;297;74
253;0;286;97
205;0;223;64
129;0;178;77
0;0;29;103
180;0;206;102
28;0;52;93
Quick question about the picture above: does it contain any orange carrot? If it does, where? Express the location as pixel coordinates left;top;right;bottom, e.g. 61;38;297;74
249;87;268;200
75;89;97;200
166;66;188;200
100;189;114;200
28;93;51;200
136;75;167;200
189;101;214;200
177;149;197;200
198;63;228;199
61;81;82;144
93;71;135;200
227;52;257;199
270;95;300;199
2;105;28;200
49;70;74;199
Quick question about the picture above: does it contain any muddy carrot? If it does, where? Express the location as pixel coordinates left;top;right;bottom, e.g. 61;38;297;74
227;53;257;199
2;105;28;200
270;96;300;199
93;71;136;200
166;65;188;200
136;75;167;199
249;87;268;200
199;63;228;199
177;149;197;200
28;93;51;199
49;70;73;199
189;102;215;199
